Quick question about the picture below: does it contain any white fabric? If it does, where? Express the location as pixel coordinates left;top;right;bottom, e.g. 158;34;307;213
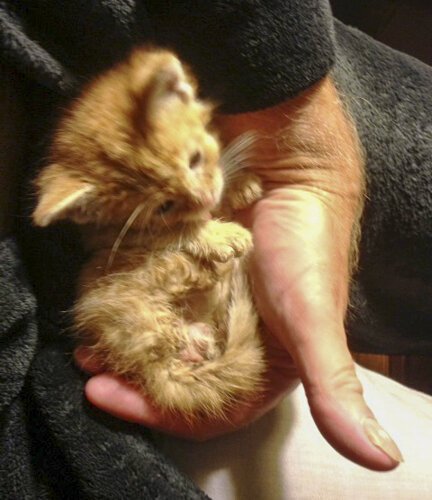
158;364;432;499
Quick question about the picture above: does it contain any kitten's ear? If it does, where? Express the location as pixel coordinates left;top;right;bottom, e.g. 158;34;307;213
33;166;94;227
145;59;195;120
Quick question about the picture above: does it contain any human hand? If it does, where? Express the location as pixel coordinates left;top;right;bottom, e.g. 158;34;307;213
75;76;402;470
215;75;402;470
74;336;298;440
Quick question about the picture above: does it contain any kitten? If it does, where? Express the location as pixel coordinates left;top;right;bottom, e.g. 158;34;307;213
33;47;265;417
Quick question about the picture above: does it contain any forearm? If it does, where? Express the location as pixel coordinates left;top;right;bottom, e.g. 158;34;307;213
218;75;364;264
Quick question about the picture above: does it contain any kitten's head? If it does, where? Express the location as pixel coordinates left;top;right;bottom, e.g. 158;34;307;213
33;48;223;231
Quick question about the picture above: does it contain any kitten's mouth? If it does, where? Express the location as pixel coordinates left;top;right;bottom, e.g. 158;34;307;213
201;192;220;209
193;183;223;212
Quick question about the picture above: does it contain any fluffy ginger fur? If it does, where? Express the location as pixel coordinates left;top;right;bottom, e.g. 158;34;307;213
33;47;265;417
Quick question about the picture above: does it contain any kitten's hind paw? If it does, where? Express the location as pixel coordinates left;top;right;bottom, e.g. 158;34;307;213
179;322;221;363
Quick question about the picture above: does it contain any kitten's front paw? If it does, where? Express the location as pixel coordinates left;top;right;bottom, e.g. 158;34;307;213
224;222;253;255
206;222;252;262
225;174;263;211
184;221;252;262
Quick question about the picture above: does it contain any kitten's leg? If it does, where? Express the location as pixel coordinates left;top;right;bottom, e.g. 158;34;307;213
183;220;252;263
150;251;226;296
76;252;262;416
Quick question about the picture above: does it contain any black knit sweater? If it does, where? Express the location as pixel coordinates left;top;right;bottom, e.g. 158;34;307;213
0;0;335;110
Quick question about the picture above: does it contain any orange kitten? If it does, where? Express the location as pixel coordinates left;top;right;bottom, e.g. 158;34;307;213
33;47;265;417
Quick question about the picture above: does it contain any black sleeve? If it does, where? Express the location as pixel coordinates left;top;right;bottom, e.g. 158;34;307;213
0;1;335;111
145;0;336;112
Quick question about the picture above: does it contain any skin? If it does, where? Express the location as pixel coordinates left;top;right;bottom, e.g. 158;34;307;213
75;76;402;471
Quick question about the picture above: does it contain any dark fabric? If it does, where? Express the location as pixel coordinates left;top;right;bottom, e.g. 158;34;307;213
0;0;335;112
0;0;432;498
332;21;432;354
0;239;208;499
144;0;335;112
0;0;152;94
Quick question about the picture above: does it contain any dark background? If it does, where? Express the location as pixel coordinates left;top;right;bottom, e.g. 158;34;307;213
330;0;432;394
331;0;431;66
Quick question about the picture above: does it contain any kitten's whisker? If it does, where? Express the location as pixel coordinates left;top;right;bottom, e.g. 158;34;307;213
138;215;148;245
223;169;246;187
221;133;258;188
160;213;170;230
106;203;146;270
146;209;155;240
221;131;257;174
177;225;186;252
224;168;245;180
223;162;250;178
224;149;255;169
223;148;253;169
137;194;160;244
222;131;257;161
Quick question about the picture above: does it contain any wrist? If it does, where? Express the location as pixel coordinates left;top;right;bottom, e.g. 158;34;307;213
217;75;364;211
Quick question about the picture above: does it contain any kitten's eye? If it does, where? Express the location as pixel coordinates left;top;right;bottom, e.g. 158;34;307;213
189;151;203;169
157;200;176;215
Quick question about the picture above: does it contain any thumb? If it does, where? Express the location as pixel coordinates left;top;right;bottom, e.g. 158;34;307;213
251;242;403;470
255;263;404;470
248;193;403;471
294;327;403;471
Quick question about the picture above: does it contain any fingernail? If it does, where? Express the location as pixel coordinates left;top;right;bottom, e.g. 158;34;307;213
363;417;404;463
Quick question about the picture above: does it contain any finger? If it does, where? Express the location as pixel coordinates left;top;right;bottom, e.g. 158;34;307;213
74;346;106;375
250;196;403;471
259;280;403;470
295;330;403;471
306;368;404;471
85;374;164;425
84;374;246;439
84;354;297;441
255;259;403;470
